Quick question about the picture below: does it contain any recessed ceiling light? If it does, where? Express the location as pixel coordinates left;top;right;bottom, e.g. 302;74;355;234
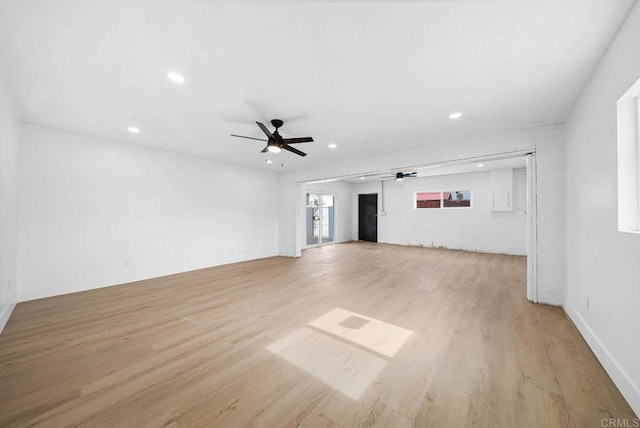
167;71;185;84
477;163;484;167
266;159;272;164
448;112;462;119
360;176;365;180
328;143;337;149
127;126;140;134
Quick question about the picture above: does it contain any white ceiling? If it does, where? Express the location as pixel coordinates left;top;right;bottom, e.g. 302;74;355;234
0;0;634;172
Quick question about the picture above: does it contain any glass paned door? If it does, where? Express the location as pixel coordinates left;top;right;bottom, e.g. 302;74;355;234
306;193;320;246
321;194;335;244
306;193;335;247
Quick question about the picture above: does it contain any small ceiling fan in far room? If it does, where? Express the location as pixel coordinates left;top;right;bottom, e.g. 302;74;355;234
381;172;418;181
230;119;314;157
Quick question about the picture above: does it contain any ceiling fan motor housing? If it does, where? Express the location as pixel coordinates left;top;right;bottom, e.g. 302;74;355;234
230;119;312;157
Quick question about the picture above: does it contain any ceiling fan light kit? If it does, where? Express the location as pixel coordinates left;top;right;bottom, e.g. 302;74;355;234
267;141;281;153
230;119;313;157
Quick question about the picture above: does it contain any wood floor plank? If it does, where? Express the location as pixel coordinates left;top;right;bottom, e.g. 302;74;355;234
0;242;635;427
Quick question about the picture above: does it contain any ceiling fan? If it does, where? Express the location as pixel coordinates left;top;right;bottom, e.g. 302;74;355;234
381;172;418;181
230;119;313;157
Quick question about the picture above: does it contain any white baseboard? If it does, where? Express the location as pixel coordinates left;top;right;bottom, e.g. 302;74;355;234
0;302;17;334
18;271;161;302
565;304;640;417
17;251;279;302
538;286;564;306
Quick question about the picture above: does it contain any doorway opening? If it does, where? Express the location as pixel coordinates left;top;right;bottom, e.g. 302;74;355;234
306;192;335;247
296;150;538;303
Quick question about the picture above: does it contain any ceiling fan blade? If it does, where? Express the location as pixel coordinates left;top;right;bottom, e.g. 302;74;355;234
261;146;269;153
256;122;274;139
282;144;307;157
281;137;314;144
230;134;268;142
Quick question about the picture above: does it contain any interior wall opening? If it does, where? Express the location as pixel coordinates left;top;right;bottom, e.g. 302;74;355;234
297;151;539;302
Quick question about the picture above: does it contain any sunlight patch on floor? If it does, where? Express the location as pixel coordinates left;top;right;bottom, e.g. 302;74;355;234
309;308;413;358
267;308;413;400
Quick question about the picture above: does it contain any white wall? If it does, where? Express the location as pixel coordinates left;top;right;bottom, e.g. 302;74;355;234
279;124;565;305
351;168;527;255
301;180;353;250
17;124;280;301
564;1;640;416
0;66;19;331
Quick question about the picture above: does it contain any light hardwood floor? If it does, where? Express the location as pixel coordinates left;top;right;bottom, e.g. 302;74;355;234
0;242;636;427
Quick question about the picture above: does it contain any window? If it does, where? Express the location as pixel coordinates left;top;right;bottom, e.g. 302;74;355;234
616;78;640;233
444;190;472;208
416;192;441;209
415;190;472;209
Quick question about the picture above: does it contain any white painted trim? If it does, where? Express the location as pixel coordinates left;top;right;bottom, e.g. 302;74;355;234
617;79;640;232
537;287;563;306
294;183;304;258
565;304;640;417
636;96;640;230
526;153;539;303
0;302;17;334
620;230;640;235
17;251;279;302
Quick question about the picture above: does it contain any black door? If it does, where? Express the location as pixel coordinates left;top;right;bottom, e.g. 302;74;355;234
358;194;378;242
